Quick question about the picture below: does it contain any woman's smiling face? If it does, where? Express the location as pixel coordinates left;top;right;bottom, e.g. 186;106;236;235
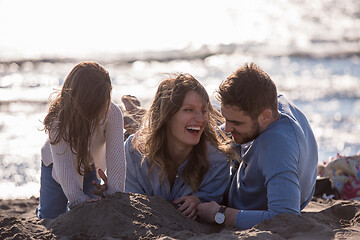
166;90;208;151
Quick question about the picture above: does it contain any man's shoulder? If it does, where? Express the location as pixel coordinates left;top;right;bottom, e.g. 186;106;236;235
259;118;295;144
252;121;299;162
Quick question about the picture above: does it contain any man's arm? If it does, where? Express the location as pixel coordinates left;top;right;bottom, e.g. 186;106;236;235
197;134;302;229
232;131;301;229
197;170;300;229
197;201;239;226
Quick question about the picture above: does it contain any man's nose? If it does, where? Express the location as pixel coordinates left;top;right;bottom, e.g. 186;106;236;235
224;122;233;133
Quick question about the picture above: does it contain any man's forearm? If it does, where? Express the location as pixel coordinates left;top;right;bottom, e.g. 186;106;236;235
224;207;240;227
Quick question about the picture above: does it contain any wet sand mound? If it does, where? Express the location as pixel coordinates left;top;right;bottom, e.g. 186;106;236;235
2;194;360;239
44;192;221;239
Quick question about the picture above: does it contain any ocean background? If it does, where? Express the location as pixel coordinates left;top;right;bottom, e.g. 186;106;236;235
0;0;359;199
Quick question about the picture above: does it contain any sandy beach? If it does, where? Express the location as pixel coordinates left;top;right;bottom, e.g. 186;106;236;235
1;192;360;240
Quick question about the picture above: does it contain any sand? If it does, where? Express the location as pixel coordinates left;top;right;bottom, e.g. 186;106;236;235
1;192;360;240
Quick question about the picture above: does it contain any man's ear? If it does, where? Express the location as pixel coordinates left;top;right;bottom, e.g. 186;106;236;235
258;109;273;126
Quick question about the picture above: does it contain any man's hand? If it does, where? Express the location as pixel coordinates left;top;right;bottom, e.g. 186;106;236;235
92;169;108;198
196;201;220;224
172;195;200;220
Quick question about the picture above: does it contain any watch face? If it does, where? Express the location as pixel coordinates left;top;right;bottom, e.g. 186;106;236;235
215;212;225;224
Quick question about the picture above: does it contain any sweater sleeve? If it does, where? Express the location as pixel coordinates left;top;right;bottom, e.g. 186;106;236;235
103;103;126;196
49;132;89;209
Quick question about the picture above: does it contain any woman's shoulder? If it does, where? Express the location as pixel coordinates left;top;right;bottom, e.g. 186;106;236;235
206;141;224;153
125;134;142;156
205;142;230;163
125;134;147;166
125;134;135;149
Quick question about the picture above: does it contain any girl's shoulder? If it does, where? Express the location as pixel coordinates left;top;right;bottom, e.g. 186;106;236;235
108;102;123;117
125;134;146;165
206;142;229;161
103;102;124;127
125;134;141;155
125;134;135;149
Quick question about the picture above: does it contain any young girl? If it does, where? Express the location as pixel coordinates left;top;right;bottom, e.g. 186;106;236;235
125;73;235;219
36;61;126;219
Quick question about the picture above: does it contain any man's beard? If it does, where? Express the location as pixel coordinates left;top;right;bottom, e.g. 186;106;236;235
233;120;261;144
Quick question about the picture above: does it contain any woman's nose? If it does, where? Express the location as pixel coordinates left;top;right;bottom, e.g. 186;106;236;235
195;110;207;121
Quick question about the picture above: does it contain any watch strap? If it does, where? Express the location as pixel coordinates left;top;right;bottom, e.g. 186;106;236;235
219;205;227;214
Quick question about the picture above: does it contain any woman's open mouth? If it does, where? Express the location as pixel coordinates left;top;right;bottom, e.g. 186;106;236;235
186;126;201;135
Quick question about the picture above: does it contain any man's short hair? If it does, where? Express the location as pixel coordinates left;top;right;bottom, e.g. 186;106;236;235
216;62;278;119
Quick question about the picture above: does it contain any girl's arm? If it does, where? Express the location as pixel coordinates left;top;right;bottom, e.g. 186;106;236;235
103;103;126;196
49;133;89;209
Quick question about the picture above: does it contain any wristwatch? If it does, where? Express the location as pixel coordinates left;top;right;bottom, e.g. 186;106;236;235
214;205;227;224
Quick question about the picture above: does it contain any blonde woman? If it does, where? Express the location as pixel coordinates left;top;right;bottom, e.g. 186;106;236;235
125;73;235;219
36;61;126;219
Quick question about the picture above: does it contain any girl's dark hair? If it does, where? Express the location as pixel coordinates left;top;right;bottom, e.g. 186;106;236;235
44;61;112;175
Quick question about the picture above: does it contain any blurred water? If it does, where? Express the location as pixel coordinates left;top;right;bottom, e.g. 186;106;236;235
0;0;359;199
